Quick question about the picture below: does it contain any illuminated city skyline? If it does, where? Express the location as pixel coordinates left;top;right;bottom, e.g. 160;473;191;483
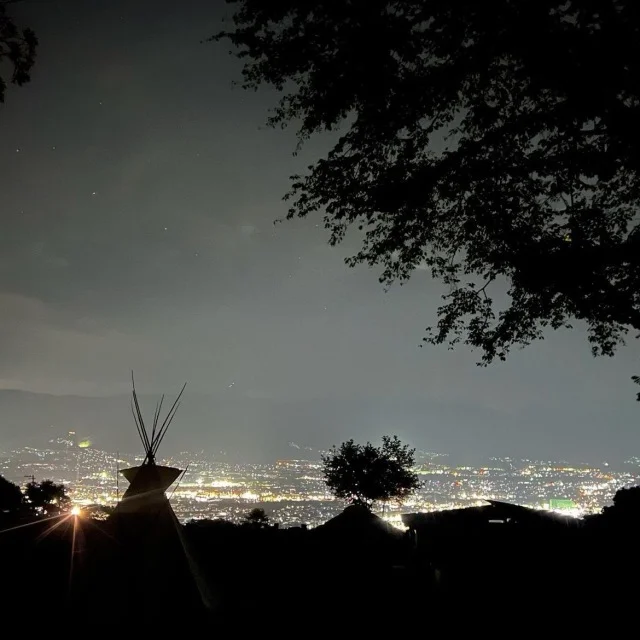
2;434;639;528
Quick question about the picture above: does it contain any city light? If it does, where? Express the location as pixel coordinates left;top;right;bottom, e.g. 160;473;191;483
3;441;638;527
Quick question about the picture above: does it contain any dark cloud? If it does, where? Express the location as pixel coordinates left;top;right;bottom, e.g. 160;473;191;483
0;0;638;461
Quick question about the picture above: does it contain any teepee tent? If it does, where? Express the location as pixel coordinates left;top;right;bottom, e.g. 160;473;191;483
107;376;212;616
113;375;185;516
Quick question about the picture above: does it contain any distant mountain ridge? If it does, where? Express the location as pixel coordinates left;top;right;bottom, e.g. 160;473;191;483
0;389;350;461
0;388;635;464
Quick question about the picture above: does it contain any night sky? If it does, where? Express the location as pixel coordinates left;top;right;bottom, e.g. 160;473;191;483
1;0;639;462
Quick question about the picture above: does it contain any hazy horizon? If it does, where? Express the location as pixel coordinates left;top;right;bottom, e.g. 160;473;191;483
1;386;637;466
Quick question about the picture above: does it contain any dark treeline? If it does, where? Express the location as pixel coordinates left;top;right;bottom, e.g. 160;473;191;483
1;481;640;632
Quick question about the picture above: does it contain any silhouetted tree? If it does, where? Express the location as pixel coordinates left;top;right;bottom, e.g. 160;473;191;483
215;2;640;368
0;2;38;103
602;486;640;523
185;517;237;531
243;507;270;528
25;479;70;515
0;475;23;513
322;436;420;509
86;504;114;520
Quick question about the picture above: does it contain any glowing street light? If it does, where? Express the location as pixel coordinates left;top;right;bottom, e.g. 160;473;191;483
70;506;81;517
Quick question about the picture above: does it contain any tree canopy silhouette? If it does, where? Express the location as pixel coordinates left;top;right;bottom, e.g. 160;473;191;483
0;475;22;513
215;1;640;367
243;507;270;528
0;2;37;103
25;479;70;515
602;486;640;524
322;436;420;509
